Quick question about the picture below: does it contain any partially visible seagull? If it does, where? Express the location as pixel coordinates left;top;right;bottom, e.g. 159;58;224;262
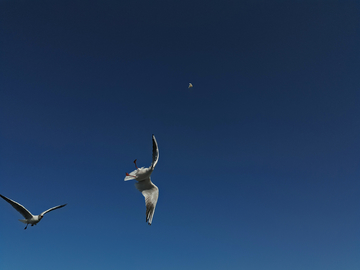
188;83;193;88
125;134;159;225
0;194;67;229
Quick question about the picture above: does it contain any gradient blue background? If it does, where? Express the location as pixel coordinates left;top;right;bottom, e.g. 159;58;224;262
1;1;359;269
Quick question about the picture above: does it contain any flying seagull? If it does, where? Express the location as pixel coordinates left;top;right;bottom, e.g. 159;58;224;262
125;134;159;225
188;83;193;88
0;194;67;229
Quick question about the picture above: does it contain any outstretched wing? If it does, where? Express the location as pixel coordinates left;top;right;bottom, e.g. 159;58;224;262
0;194;33;219
40;204;67;216
135;178;159;225
151;134;159;169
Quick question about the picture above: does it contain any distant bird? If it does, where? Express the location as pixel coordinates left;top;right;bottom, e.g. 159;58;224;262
125;134;159;225
0;194;67;229
188;83;193;88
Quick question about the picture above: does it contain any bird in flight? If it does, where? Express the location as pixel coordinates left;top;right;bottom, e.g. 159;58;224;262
0;194;67;229
125;134;159;225
188;83;193;88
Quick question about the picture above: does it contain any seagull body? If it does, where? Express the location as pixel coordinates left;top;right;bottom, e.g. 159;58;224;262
0;194;67;229
125;134;159;225
188;83;193;88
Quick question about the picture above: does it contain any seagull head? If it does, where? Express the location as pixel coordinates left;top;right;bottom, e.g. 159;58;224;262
125;159;153;181
126;167;152;180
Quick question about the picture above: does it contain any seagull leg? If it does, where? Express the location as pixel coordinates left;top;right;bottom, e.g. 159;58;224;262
24;224;28;230
133;159;138;169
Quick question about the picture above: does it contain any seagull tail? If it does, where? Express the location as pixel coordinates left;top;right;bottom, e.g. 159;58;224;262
19;219;27;224
124;169;137;181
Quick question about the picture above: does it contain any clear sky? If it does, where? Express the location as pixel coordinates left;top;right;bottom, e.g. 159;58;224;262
0;1;359;269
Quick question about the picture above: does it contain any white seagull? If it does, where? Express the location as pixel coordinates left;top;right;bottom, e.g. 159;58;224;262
125;134;159;225
188;83;193;88
0;194;67;229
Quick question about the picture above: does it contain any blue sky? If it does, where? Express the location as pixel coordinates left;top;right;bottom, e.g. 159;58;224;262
0;1;359;269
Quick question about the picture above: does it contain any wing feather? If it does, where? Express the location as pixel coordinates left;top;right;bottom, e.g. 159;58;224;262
135;178;159;225
40;204;67;216
151;134;159;169
0;194;33;219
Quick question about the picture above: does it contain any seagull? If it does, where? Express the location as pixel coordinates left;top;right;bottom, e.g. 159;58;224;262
125;134;159;225
0;194;67;229
188;83;193;88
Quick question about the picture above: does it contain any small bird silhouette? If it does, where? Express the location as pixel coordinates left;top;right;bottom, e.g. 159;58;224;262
0;194;67;230
188;83;193;88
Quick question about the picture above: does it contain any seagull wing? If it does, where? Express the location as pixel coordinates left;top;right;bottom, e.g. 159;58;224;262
151;134;159;169
40;204;67;216
0;194;33;219
135;178;159;225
